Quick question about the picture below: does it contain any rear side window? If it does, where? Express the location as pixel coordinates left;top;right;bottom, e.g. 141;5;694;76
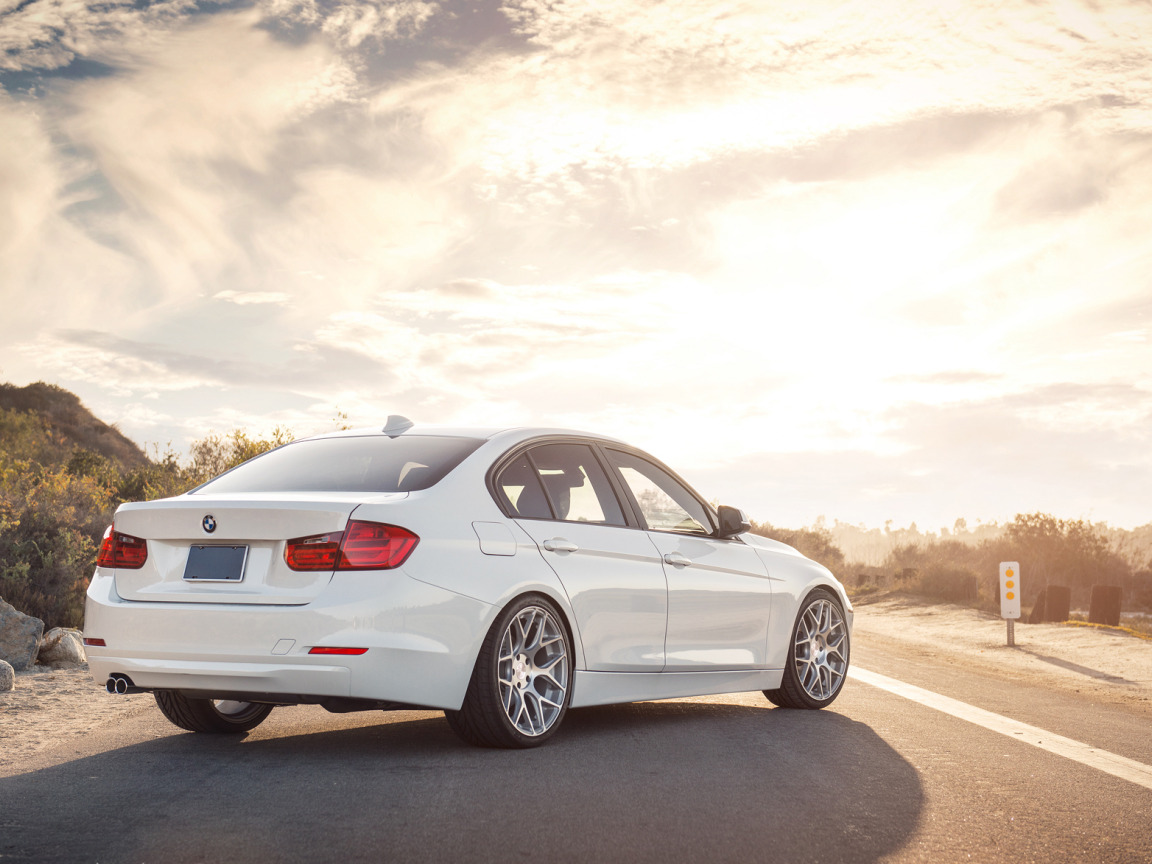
530;444;626;526
494;455;552;519
193;436;483;494
495;443;626;526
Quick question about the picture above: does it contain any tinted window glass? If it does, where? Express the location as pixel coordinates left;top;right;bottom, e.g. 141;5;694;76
495;455;553;519
193;436;483;494
607;450;712;535
529;444;626;526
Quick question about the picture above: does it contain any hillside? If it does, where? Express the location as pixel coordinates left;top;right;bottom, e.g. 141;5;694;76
0;383;291;628
0;382;148;472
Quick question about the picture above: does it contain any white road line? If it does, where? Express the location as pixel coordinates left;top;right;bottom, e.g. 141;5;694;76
849;666;1152;793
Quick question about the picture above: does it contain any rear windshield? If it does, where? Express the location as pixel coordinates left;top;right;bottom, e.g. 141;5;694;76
191;435;484;495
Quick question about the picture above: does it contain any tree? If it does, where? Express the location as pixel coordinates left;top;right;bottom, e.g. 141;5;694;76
999;512;1128;603
187;427;294;487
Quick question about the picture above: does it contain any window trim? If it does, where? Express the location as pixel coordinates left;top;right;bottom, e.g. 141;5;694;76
488;436;638;527
486;436;719;537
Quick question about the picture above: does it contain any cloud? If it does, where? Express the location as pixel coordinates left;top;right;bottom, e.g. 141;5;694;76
21;327;399;396
417;0;1152;196
31;11;364;306
989;107;1152;224
701;383;1152;530
314;0;439;48
212;290;291;305
310;270;696;389
0;90;146;346
0;0;441;73
888;372;1003;386
2;0;1151;534
437;278;497;298
0;0;188;72
0;91;65;258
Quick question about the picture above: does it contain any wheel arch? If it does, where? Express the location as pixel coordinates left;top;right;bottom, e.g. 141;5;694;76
800;578;852;617
482;586;583;673
447;587;579;747
763;581;852;710
765;560;853;670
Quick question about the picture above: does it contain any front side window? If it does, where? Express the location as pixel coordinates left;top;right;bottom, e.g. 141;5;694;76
606;449;713;535
193;435;483;494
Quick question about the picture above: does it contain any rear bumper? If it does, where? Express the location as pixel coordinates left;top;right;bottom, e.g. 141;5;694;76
96;657;354;701
85;568;494;711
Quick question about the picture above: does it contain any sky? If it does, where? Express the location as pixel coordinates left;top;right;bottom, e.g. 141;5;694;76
1;0;1150;532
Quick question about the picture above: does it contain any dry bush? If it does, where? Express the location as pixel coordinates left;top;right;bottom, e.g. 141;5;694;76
0;413;293;628
750;521;846;575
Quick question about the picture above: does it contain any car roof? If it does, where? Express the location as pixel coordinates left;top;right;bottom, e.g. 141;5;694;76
301;424;629;446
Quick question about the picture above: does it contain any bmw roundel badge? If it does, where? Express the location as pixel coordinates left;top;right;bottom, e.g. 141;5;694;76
202;514;217;534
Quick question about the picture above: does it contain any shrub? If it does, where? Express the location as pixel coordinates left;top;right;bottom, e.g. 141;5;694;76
0;421;293;629
750;521;846;574
917;567;979;604
0;513;96;628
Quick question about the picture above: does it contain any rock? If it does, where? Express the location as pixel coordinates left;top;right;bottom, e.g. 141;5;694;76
38;627;87;666
0;597;44;671
0;658;13;691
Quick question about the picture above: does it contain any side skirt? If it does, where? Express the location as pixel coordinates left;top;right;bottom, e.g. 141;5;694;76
570;668;785;708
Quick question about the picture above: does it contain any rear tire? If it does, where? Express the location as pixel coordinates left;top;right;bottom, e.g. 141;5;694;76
445;594;572;748
764;588;849;709
154;691;274;733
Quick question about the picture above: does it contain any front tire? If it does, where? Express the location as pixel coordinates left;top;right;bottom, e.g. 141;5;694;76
154;691;274;733
445;595;572;748
764;588;849;709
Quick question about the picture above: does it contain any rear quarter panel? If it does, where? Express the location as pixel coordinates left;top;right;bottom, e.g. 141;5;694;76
352;464;591;670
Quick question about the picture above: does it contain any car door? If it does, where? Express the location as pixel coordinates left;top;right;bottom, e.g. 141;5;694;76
494;442;668;672
604;447;773;672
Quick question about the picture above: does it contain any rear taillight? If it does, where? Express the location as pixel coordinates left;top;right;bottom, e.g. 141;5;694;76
284;521;419;572
283;532;343;571
339;520;419;569
96;525;148;569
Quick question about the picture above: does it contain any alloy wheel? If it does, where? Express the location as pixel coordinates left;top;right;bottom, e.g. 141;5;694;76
497;605;569;737
792;597;848;701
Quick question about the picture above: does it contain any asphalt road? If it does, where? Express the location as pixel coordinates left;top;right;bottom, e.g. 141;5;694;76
3;631;1151;864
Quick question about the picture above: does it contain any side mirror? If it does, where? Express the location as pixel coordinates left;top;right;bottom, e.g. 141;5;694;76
716;505;751;538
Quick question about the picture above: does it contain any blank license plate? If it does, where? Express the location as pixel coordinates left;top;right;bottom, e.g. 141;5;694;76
183;545;249;581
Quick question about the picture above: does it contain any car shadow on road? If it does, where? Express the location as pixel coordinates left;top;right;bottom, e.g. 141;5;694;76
1;700;922;863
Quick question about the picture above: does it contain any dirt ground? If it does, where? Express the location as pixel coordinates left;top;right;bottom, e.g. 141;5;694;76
850;592;1152;710
0;663;150;770
3;592;1150;770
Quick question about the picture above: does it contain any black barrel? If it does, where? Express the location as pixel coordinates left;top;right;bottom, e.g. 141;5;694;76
1089;586;1122;626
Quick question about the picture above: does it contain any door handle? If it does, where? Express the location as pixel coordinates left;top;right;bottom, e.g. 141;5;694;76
663;552;692;567
543;538;579;553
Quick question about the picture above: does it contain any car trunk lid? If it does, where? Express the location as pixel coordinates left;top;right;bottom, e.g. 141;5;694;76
109;493;404;605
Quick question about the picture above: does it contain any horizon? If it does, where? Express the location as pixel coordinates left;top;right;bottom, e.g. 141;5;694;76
6;376;1150;540
2;1;1150;532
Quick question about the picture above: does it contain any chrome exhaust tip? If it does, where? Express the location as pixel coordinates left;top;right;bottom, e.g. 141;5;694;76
106;675;139;695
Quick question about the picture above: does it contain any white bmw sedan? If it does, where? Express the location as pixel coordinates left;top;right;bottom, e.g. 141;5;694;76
86;419;852;748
